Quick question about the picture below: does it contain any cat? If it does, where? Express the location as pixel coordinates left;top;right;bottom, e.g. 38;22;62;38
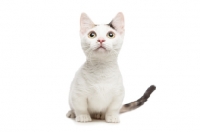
66;12;156;123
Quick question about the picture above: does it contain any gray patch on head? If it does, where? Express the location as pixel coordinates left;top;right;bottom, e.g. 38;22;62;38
106;21;115;30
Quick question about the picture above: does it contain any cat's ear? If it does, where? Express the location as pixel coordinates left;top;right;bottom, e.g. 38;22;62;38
109;12;125;34
80;13;95;34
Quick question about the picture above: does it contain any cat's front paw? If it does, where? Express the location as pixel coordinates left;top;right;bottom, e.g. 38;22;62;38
75;114;92;122
105;115;120;123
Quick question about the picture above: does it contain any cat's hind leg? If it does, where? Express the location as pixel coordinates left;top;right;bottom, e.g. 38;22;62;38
66;110;76;118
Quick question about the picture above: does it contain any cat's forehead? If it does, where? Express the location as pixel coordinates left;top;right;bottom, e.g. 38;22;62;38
92;24;114;32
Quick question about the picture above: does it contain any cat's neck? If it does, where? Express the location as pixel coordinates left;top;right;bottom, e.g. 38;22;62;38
85;56;118;66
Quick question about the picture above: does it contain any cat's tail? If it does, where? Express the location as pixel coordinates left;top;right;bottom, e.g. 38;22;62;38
120;85;156;113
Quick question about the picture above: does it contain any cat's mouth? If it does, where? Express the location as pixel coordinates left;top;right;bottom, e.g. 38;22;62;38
96;46;107;51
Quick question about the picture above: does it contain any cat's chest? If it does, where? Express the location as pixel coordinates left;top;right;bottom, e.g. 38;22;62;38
83;63;120;82
86;74;123;101
87;84;115;111
81;62;123;95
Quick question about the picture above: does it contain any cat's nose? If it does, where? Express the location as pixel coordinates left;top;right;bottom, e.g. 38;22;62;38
97;38;105;44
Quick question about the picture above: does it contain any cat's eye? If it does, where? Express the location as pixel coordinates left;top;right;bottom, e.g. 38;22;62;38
107;31;115;38
88;31;97;38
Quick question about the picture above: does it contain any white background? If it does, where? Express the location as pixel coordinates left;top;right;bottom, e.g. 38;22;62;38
0;0;200;132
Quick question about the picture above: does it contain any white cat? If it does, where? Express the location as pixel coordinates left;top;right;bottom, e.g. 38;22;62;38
66;12;156;123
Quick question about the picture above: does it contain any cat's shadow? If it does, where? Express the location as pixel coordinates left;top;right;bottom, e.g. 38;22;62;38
67;117;117;124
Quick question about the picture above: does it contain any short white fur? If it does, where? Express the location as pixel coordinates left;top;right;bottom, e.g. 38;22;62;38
67;12;125;123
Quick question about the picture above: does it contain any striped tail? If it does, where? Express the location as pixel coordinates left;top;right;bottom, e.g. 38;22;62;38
120;85;156;113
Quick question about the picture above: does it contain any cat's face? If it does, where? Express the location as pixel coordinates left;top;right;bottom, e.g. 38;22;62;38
80;13;125;59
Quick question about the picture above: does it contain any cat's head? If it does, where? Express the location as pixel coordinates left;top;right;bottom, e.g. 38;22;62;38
80;12;125;60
